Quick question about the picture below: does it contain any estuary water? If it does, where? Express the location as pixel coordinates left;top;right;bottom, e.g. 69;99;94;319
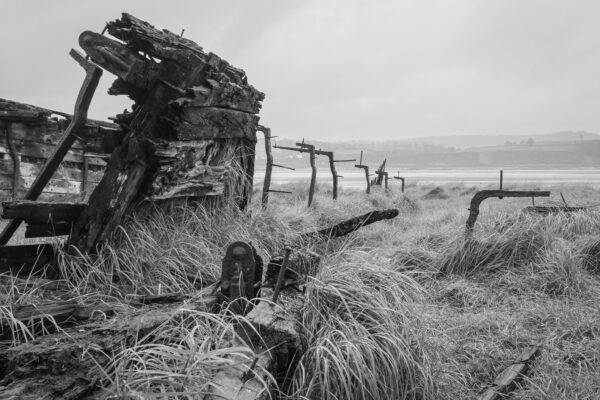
254;168;600;190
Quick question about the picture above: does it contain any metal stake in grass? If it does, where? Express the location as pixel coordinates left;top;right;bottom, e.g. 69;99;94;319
355;150;371;194
272;247;292;303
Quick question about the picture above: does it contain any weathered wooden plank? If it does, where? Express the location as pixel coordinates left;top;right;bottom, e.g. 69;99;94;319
146;139;227;200
4;122;20;197
2;200;85;223
0;175;83;195
3;300;115;337
70;137;151;251
478;345;541;400
0;157;105;182
0;98;120;130
0;244;55;275
301;208;400;240
0;141;109;166
207;287;304;400
0;50;102;245
25;222;72;238
0;284;218;399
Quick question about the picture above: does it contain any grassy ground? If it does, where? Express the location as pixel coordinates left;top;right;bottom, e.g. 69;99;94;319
2;181;600;399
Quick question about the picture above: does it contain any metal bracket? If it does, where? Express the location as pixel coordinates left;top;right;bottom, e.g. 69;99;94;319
220;241;263;312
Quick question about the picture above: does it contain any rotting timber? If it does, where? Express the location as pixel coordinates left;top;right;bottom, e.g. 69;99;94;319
71;13;264;253
0;13;409;400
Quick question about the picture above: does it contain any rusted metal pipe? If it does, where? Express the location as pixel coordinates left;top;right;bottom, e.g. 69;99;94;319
272;247;292;303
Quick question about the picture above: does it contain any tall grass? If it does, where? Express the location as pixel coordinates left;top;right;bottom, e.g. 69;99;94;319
288;247;433;400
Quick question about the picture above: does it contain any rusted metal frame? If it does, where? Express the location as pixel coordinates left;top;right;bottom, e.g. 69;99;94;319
354;150;371;194
273;143;316;206
0;50;102;246
296;142;317;206
465;190;551;233
3;122;20;198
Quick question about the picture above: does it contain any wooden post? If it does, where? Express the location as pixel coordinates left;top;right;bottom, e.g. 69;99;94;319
3;122;20;198
355;151;371;194
383;172;389;191
296;142;316;207
394;170;405;193
258;126;273;207
0;49;102;246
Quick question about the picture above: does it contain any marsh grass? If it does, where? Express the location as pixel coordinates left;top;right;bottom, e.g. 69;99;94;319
2;182;600;399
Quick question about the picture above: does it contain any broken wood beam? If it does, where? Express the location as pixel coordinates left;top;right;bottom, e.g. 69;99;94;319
0;284;219;399
466;190;551;233
302;208;399;240
0;50;102;246
208;287;304;400
72;13;263;253
1;200;86;224
478;345;541;400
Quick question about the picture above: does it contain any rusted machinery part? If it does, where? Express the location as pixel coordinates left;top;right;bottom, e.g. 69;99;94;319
465;190;550;232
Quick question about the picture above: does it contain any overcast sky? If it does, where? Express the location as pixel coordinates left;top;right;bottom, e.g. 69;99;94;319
1;0;599;141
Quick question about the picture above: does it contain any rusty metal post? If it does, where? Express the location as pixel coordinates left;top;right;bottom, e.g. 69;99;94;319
272;247;292;303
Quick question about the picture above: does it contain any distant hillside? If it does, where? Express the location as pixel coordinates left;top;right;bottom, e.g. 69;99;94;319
400;131;600;149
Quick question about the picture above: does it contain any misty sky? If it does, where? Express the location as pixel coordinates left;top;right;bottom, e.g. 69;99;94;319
1;0;599;141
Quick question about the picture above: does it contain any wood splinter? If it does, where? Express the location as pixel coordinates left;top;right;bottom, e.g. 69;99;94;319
478;345;541;400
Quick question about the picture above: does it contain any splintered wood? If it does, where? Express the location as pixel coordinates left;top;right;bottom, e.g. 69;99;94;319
70;13;264;252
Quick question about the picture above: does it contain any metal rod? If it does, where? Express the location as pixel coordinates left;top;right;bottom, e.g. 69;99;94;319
359;151;363;165
272;247;292;303
333;159;356;163
499;170;504;199
267;189;293;194
560;192;568;207
271;163;295;171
